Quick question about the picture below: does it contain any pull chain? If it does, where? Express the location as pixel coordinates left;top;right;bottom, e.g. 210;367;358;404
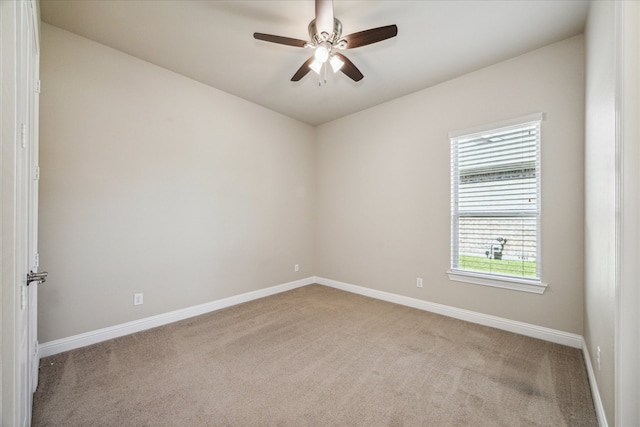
323;61;327;85
317;63;328;87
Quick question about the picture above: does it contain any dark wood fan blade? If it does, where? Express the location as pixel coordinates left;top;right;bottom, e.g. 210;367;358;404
315;0;334;36
253;33;308;48
341;25;398;49
291;56;316;81
333;53;363;82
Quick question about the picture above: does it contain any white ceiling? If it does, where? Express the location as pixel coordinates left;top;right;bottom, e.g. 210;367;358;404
40;0;589;126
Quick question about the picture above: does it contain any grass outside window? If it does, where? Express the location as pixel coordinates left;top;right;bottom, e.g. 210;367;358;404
459;255;536;278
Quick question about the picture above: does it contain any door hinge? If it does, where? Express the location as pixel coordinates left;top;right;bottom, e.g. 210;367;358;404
21;123;27;148
34;166;40;181
35;79;41;94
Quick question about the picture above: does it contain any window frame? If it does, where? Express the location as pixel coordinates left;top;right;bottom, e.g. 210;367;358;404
447;113;547;294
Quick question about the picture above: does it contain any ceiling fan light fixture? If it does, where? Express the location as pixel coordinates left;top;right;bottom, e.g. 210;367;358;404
309;58;324;74
314;43;330;63
329;55;344;72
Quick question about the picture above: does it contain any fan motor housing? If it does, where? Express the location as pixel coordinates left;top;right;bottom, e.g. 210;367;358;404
308;18;342;44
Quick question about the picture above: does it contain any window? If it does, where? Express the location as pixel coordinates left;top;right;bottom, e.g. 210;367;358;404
448;113;546;294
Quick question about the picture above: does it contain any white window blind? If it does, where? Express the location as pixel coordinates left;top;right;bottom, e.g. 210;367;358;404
450;118;541;283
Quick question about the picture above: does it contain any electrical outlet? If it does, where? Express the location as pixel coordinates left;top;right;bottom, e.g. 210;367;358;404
134;293;143;306
294;264;299;272
417;278;423;288
596;346;601;371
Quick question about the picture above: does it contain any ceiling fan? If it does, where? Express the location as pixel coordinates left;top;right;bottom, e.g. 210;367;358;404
253;0;398;84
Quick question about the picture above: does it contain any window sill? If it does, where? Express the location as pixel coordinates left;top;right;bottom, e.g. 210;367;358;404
447;269;547;294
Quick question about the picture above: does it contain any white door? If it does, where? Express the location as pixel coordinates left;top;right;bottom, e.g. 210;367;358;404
12;0;42;424
26;0;42;398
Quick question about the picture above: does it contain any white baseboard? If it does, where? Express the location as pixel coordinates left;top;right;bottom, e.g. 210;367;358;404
38;277;315;358
315;276;583;349
582;343;609;427
40;275;583;358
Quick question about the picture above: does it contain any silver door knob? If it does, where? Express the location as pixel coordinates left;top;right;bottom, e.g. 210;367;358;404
27;270;48;285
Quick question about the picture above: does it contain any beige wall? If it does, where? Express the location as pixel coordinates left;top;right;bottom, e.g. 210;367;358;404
40;25;586;344
583;3;640;424
38;24;316;342
316;35;585;334
584;1;623;425
617;2;640;424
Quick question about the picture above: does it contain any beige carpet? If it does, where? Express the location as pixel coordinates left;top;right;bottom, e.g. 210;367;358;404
32;284;597;426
